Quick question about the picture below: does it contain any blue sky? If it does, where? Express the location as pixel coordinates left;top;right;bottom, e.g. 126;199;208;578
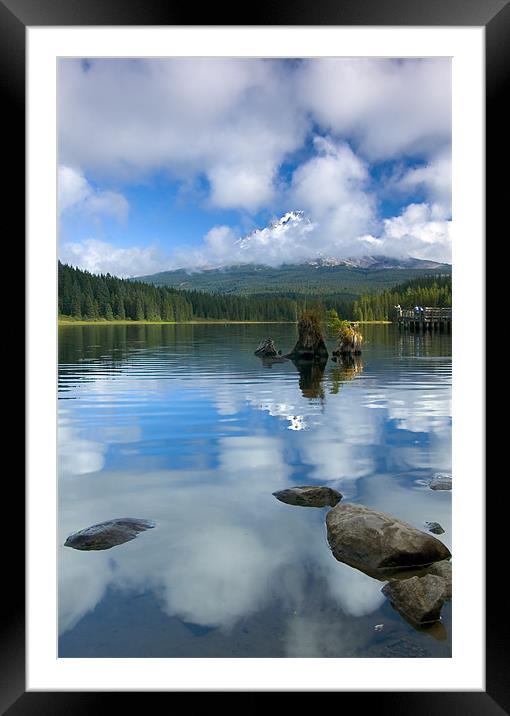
58;58;451;277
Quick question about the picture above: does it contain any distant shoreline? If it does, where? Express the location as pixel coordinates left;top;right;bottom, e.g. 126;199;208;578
58;318;393;326
58;318;297;326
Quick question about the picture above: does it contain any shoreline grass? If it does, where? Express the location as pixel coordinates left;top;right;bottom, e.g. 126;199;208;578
59;318;395;326
58;318;297;326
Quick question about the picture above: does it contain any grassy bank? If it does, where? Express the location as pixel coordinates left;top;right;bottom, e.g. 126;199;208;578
59;317;394;327
58;317;296;326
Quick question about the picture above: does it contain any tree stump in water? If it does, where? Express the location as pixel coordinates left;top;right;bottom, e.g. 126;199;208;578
288;309;328;361
333;322;363;355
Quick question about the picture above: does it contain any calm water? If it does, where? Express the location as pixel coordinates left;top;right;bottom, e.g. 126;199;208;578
58;323;452;658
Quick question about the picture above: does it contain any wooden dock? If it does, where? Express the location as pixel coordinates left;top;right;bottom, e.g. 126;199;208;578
396;307;452;331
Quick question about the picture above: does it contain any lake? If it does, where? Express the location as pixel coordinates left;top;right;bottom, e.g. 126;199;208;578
58;323;452;658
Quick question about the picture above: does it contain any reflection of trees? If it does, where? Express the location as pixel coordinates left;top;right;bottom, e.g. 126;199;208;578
59;324;186;364
292;358;327;399
329;355;364;394
291;353;363;400
396;331;452;358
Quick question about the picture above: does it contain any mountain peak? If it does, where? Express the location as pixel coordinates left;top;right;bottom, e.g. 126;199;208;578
235;211;312;251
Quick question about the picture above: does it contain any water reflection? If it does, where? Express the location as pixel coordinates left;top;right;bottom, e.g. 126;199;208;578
329;355;364;394
58;323;451;657
293;358;327;399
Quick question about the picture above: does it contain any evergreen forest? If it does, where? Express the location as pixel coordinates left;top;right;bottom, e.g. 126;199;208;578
59;262;452;323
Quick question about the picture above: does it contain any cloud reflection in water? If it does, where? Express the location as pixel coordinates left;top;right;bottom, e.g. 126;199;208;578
59;325;451;656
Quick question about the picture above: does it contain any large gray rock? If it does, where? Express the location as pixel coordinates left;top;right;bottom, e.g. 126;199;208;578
273;485;343;508
382;574;447;625
425;560;452;600
429;472;452;491
64;518;156;551
326;503;451;575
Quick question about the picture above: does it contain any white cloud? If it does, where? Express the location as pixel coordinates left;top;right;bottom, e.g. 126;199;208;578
159;137;379;269
59;238;164;278
207;163;275;211
59;165;129;221
59;198;451;277
58;58;452;270
375;203;452;261
296;58;451;160
181;138;450;268
290;136;377;250
395;151;452;219
59;58;450;209
58;58;306;212
203;225;238;254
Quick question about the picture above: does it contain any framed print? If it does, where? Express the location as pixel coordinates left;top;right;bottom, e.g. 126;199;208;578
5;0;500;709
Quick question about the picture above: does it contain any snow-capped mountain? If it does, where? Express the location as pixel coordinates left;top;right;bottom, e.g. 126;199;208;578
235;211;313;252
306;255;447;270
136;210;451;289
235;211;447;270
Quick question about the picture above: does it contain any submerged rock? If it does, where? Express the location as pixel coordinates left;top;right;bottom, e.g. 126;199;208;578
382;574;447;625
273;485;343;508
429;473;452;491
64;518;156;551
424;560;452;600
254;337;280;358
425;521;445;535
326;503;451;576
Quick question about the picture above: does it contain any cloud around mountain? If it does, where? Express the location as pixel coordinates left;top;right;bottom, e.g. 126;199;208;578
58;58;451;276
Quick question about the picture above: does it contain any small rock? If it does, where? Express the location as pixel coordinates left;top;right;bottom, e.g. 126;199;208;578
64;518;156;551
424;560;452;600
429;473;452;491
382;574;447;625
273;485;343;508
326;503;451;576
425;521;445;535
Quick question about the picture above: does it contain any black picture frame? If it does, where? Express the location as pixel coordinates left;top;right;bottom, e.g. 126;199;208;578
6;0;498;710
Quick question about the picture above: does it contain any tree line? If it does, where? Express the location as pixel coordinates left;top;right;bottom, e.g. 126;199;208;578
59;263;452;324
58;263;298;322
352;275;452;321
